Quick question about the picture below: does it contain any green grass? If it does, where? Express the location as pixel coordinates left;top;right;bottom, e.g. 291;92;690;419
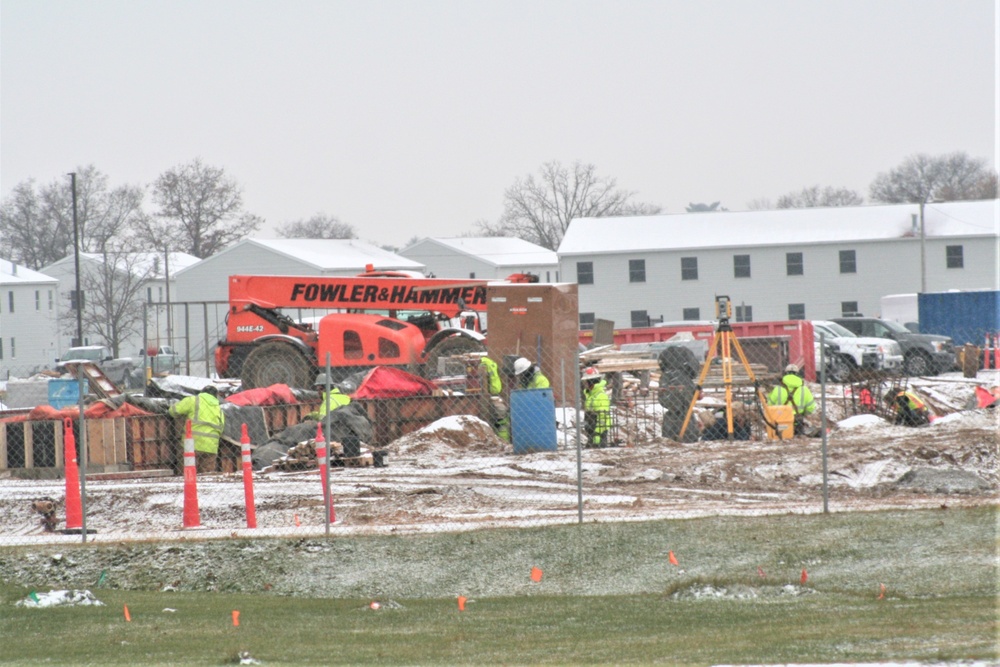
0;588;994;665
0;506;996;665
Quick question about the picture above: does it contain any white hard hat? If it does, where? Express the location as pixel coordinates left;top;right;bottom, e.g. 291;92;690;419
582;366;603;380
513;357;532;375
784;363;800;374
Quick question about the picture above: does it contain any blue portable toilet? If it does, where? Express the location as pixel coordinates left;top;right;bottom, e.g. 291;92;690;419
510;388;558;454
48;378;87;409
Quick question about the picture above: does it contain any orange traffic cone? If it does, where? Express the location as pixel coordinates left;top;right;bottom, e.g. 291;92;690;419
240;423;257;529
315;424;335;523
63;418;82;531
182;420;201;528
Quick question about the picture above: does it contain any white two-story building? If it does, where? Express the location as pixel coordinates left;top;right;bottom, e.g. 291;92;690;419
558;200;999;330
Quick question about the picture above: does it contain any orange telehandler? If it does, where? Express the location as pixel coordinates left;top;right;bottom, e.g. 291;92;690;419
216;270;537;389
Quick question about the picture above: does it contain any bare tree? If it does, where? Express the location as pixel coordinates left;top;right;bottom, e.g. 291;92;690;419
146;159;262;258
477;161;661;250
746;198;773;211
0;166;147;269
685;202;727;212
61;247;156;357
277;213;356;239
869;152;993;204
776;185;863;209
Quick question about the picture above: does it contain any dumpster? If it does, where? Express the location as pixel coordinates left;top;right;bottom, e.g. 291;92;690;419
48;379;87;409
510;388;557;454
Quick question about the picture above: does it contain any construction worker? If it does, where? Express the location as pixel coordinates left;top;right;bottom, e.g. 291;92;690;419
582;367;612;447
886;389;930;426
169;385;225;473
479;356;502;396
478;357;509;441
513;357;550;389
309;372;352;420
767;364;816;435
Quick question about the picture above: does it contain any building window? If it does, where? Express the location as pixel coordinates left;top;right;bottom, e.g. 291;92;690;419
577;261;594;285
0;338;3;359
786;252;803;276
147;287;153;303
681;257;698;281
733;254;751;278
579;313;595;330
788;303;806;320
628;259;646;283
630;310;649;328
545;271;550;282
841;301;859;317
682;307;700;321
735;305;753;322
839;250;856;274
9;338;14;358
946;245;964;269
469;272;476;279
35;290;40;310
7;291;13;313
48;290;53;310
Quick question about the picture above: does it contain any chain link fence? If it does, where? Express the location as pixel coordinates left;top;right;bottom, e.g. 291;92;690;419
1;318;996;546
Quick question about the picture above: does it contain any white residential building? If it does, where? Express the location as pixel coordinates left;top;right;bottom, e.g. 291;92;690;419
400;237;559;282
558;200;1000;330
0;259;60;378
40;251;200;358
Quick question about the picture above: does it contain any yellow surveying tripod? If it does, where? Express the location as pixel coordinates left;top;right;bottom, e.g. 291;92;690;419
677;295;772;441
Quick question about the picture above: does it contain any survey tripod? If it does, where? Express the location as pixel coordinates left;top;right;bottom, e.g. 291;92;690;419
677;295;774;441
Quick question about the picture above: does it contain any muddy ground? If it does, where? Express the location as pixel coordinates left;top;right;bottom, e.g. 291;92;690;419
0;373;995;598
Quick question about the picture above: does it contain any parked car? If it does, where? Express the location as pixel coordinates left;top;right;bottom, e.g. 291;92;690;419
831;316;956;376
140;345;181;375
812;320;904;382
56;345;138;387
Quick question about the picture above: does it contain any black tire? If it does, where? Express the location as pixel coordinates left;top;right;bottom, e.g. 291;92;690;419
242;342;313;390
423;336;486;379
828;355;854;383
904;351;933;377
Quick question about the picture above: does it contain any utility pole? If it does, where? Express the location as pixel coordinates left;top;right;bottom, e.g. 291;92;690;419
69;173;83;346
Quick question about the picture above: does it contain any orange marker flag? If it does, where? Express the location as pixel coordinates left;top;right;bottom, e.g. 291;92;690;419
668;551;679;566
124;605;132;622
457;596;467;611
800;568;808;584
232;610;240;627
530;567;543;583
294;514;301;527
878;583;886;600
757;566;766;578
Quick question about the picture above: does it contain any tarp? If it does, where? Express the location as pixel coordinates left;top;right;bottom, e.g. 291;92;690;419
225;384;298;406
975;386;999;408
353;366;437;399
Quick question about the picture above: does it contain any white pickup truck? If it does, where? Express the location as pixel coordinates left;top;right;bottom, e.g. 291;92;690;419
812;320;904;382
141;345;181;375
56;345;138;387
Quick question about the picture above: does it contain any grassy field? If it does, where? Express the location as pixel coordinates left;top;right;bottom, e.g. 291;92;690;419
0;506;996;665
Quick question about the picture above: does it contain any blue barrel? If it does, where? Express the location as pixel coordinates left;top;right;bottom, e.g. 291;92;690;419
510;388;557;454
48;378;86;409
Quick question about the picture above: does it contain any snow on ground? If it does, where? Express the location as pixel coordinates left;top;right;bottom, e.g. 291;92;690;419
0;375;996;547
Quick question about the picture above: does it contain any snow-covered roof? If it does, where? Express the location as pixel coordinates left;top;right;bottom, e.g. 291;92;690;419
406;237;558;267
39;252;200;280
558;200;1000;255
0;258;58;286
205;238;425;272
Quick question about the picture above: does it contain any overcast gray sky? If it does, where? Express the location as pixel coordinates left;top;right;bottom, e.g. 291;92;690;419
2;0;997;248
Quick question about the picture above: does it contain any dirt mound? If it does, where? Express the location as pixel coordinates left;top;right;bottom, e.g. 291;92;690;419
391;415;508;456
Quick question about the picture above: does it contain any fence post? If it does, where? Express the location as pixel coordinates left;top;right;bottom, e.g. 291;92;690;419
820;333;829;514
